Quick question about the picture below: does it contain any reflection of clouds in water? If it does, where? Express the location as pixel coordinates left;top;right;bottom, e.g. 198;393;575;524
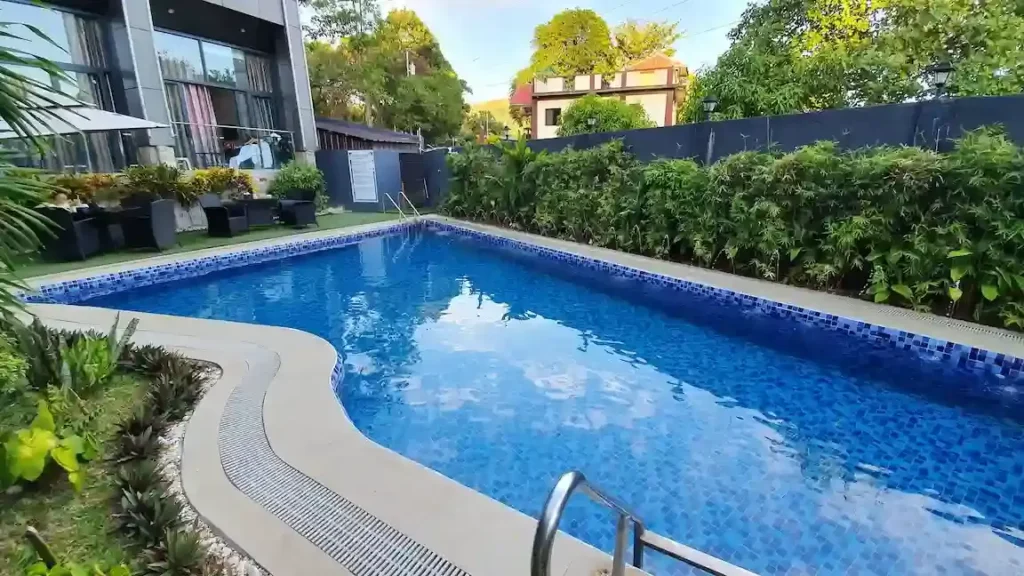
259;270;293;301
437;387;481;411
817;482;1021;575
405;437;459;465
522;361;588;401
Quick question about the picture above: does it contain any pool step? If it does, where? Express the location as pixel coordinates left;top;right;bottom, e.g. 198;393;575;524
532;471;758;576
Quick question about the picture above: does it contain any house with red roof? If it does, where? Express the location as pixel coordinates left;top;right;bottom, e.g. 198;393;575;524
510;53;689;139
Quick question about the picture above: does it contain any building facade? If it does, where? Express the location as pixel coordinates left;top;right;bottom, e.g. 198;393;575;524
512;54;689;140
2;0;317;172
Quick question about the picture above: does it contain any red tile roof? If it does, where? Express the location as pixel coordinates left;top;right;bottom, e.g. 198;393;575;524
510;84;533;107
627;53;682;71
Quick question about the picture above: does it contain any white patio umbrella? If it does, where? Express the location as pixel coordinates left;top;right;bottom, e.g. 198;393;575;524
0;105;168;171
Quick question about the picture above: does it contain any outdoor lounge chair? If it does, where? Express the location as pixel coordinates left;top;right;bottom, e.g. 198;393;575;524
36;207;100;261
240;197;278;227
278;189;317;228
120;194;177;251
199;194;249;237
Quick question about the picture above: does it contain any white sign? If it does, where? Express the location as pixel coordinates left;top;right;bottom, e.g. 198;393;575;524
349;151;378;203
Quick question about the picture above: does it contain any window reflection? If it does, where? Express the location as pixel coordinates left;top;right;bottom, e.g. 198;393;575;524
202;42;247;88
0;0;106;67
154;31;204;82
7;65;100;107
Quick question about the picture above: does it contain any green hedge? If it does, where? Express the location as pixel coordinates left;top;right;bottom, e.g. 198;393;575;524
442;131;1024;330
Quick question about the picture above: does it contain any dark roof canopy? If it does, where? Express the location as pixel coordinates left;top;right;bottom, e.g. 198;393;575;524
315;117;420;145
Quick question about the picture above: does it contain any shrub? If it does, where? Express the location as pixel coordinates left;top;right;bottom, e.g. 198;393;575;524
0;333;26;395
50;173;123;204
122;165;191;206
187;167;254;199
557;94;655;136
440;130;1024;329
267;161;327;211
1;401;92;491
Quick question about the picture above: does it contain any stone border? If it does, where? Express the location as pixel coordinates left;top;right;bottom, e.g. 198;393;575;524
30;304;621;576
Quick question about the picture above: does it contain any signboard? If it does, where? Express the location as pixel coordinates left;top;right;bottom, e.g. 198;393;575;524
348;151;378;203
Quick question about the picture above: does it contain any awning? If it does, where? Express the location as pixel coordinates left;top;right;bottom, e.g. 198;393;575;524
0;106;167;139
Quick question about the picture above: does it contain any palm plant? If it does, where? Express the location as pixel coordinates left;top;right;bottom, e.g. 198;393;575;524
0;20;75;323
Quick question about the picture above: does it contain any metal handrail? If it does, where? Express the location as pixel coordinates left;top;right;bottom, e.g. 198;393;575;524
398;189;421;217
383;192;406;220
532;471;643;576
532;471;759;576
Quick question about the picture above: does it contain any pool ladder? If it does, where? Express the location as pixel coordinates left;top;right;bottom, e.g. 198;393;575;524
532;471;759;576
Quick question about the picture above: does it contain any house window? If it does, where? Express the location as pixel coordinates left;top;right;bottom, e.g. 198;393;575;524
545;108;561;126
0;0;125;172
154;30;288;169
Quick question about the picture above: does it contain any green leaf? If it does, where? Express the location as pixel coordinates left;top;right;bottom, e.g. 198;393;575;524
788;247;801;260
947;248;972;258
886;251;902;264
873;289;890;303
51;445;80;472
981;284;999;301
32;401;55;432
949;286;964;302
950;266;968;282
67;469;84;492
108;565;131;576
60;435;85;455
891;284;913;300
26;562;49;576
10;429;57;481
1015;275;1024;292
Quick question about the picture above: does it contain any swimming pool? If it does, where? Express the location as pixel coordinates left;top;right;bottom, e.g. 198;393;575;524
75;225;1024;576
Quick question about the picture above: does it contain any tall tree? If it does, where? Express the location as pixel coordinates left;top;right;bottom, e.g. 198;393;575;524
300;0;379;40
680;0;1024;122
613;20;682;65
517;9;619;85
303;3;468;144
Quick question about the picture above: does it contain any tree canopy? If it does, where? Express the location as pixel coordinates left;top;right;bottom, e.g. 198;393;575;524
557;95;655;137
303;3;468;144
515;10;681;85
680;0;1024;122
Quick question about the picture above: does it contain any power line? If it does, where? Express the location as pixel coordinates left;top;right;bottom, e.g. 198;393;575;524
649;0;695;17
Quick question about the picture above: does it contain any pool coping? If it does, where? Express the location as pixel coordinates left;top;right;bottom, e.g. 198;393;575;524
29;304;625;576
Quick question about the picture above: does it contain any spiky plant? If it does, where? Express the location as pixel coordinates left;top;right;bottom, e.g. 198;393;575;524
116;489;184;547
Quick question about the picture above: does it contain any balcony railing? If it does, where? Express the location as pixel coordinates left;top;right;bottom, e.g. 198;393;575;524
170;122;294;170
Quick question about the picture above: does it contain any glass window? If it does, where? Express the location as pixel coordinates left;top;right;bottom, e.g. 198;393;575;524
545;108;561;126
202;41;247;88
7;64;101;107
0;0;107;67
154;31;204;82
245;54;273;93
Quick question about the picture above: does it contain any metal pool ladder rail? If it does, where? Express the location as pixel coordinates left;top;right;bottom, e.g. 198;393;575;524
531;471;759;576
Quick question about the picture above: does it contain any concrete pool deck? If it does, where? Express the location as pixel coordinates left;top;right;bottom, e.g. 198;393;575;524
23;215;1024;576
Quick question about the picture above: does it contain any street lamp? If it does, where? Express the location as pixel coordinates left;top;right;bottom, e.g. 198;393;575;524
503;126;511;141
927;61;954;99
587;117;598;131
702;96;719;122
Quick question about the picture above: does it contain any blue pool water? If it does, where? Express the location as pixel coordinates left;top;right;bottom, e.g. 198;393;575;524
81;229;1024;575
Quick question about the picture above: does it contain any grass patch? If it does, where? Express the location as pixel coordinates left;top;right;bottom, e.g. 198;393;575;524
17;211;402;279
0;375;145;574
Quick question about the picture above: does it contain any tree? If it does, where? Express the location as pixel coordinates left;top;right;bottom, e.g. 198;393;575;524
557;95;655;136
300;0;379;40
462;111;507;142
613;20;682;65
680;0;1024;122
517;9;619;85
302;3;468;144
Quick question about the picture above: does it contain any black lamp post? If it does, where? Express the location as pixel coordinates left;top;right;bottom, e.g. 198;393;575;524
927;61;954;99
503;126;511;141
702;96;719;122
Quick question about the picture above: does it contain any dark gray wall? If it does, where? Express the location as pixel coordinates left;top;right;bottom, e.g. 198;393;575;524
373;150;402;212
423;149;450;208
316;149;351;208
524;94;1024;163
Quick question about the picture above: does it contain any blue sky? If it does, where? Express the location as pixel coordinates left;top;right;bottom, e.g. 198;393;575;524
382;0;750;102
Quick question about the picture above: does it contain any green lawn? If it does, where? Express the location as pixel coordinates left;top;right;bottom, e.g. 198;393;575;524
17;211;402;279
0;376;143;574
